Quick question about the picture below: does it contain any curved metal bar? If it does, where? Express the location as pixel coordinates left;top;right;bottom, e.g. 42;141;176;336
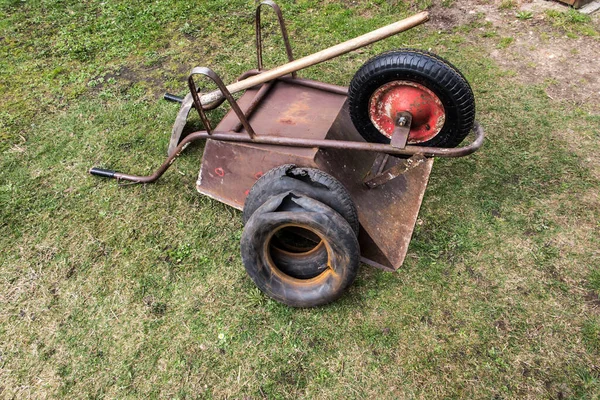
277;75;348;95
90;123;484;184
168;69;265;156
187;72;213;134
255;1;296;77
187;122;483;158
236;69;262;82
201;69;265;110
167;93;195;156
91;131;209;184
187;67;256;138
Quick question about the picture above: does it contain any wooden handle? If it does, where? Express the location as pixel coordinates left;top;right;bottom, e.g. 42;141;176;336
198;11;430;106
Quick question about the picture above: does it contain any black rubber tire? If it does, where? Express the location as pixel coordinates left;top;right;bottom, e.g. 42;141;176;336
243;164;359;233
269;241;327;280
348;49;476;148
243;164;358;279
241;192;360;307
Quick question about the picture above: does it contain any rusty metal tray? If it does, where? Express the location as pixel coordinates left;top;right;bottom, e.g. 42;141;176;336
196;77;436;271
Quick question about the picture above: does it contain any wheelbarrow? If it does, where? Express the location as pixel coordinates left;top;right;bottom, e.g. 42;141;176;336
90;2;484;307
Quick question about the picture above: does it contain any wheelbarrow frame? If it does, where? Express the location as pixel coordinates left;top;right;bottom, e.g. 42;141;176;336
90;1;484;271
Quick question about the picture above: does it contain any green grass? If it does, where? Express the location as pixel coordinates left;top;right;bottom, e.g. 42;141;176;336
497;36;514;48
498;0;517;10
545;9;599;37
2;0;600;398
516;11;533;21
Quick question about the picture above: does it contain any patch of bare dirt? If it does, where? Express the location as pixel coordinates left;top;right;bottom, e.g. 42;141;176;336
430;0;600;111
88;56;189;99
429;2;479;31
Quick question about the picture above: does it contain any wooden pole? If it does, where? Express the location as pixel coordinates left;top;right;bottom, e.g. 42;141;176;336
198;11;429;106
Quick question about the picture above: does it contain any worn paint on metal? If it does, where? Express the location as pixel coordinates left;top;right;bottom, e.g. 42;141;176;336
255;1;296;75
277;92;311;126
363;153;427;188
368;80;445;144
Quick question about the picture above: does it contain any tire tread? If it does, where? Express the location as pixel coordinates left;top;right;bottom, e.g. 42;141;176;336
348;49;475;147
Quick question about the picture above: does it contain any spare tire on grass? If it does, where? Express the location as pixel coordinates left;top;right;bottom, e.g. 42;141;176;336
241;192;360;308
243;164;358;279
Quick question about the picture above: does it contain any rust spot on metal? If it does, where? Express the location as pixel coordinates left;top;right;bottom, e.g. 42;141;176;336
279;118;295;125
277;92;310;125
364;153;427;188
92;77;483;272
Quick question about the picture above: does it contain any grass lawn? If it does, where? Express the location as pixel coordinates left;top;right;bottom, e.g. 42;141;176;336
1;0;599;398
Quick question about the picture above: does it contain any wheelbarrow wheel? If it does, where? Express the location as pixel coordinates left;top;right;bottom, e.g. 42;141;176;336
243;164;358;279
241;192;360;307
348;49;475;148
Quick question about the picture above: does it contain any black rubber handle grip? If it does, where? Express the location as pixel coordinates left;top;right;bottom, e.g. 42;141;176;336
163;93;184;103
89;167;116;178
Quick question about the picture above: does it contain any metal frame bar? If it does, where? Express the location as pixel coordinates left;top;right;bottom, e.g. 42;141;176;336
89;122;484;184
91;1;484;186
255;1;296;77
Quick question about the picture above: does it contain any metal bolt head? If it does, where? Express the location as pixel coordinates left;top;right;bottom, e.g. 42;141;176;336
397;116;407;126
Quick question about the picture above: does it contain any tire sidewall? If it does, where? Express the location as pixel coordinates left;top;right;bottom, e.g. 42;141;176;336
243;165;359;234
348;50;474;148
241;194;359;307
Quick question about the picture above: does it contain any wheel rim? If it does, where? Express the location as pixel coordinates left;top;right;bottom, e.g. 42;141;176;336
368;81;446;144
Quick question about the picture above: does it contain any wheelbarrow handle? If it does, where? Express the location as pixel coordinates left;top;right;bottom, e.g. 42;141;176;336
163;93;184;103
89;168;116;178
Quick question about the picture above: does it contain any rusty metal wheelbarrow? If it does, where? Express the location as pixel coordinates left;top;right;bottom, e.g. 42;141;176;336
90;2;484;307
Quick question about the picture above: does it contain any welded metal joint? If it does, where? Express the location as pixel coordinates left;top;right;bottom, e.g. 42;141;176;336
363;153;427;189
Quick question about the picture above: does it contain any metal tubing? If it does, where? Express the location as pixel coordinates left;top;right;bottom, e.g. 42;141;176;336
277;76;348;95
236;69;262;83
187;75;213;133
188;67;257;138
187;122;484;158
223;69;348;96
231;70;348;95
255;1;296;77
89;123;484;184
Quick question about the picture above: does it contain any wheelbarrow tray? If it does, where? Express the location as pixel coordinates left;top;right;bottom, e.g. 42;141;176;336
197;78;434;271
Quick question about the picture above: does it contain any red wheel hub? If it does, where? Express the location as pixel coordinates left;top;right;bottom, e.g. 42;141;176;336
368;81;446;144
